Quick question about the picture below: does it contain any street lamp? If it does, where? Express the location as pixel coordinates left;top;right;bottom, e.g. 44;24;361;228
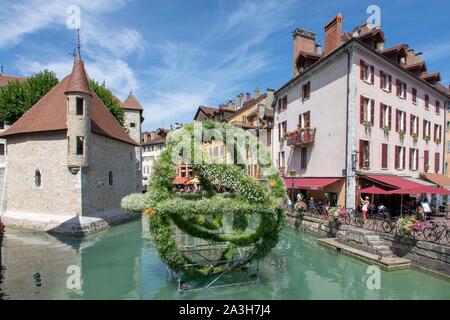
289;169;297;211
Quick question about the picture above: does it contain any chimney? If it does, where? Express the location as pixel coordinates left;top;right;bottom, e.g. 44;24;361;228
254;87;260;99
236;94;242;108
228;100;236;110
324;13;343;56
292;28;316;76
246;93;251;102
315;44;322;55
406;48;415;65
414;52;423;63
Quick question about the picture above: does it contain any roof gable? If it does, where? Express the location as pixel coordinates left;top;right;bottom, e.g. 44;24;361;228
122;93;143;111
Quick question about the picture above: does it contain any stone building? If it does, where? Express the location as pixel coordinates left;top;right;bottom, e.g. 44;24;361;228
0;57;140;235
122;92;144;190
141;128;169;187
192;89;275;179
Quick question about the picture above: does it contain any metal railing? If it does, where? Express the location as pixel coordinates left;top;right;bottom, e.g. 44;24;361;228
289;208;449;245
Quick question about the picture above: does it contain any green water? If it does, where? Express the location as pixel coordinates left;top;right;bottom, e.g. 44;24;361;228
1;218;449;300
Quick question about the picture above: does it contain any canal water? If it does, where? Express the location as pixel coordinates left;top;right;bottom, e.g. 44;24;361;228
1;217;449;300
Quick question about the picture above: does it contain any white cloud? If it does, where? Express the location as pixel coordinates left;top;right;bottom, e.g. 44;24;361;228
15;55;138;99
4;0;142;100
139;0;296;130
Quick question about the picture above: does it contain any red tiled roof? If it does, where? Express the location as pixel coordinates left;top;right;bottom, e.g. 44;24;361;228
65;58;91;96
0;61;137;146
122;93;143;111
142;137;165;146
0;74;27;87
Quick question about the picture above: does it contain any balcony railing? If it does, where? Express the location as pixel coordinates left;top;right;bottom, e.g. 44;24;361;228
286;128;316;147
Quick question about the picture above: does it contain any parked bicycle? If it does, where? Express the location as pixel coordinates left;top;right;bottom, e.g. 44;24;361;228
422;220;449;243
343;208;367;228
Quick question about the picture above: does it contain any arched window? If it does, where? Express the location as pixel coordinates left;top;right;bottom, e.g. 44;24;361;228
108;171;113;186
34;170;41;188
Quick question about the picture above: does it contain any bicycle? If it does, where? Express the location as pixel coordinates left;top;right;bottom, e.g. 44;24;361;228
343;208;366;227
422;220;449;243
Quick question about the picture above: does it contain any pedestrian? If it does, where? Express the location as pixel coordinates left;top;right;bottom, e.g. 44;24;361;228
360;196;370;222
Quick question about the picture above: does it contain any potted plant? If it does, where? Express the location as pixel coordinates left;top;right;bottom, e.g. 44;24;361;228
399;130;405;143
382;125;390;137
436;137;441;144
424;135;431;143
364;159;370;169
412;133;418;144
364;121;372;134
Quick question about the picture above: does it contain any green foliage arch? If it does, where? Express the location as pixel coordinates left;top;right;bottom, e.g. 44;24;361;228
122;120;286;277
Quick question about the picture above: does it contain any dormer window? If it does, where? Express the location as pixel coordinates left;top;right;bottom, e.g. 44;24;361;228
76;97;84;116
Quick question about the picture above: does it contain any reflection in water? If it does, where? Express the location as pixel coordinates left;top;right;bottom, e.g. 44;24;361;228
0;217;449;300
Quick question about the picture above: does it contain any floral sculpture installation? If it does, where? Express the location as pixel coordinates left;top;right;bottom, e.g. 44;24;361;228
122;120;286;277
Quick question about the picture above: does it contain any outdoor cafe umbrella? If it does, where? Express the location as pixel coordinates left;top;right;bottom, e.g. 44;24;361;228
388;186;450;217
360;186;390;215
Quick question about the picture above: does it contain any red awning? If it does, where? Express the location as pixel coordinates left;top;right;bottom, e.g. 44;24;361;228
389;186;450;195
284;178;341;190
363;175;424;190
173;177;189;185
360;186;390;194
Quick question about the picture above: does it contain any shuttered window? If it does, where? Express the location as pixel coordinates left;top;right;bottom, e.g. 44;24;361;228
300;147;307;170
424;150;429;172
435;152;440;173
381;143;388;169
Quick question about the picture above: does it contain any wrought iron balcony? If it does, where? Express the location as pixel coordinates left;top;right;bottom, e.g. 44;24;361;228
286;128;316;147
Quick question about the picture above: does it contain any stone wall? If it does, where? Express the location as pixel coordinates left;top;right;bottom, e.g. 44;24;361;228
4;131;82;216
82;133;140;217
287;214;450;277
377;232;450;277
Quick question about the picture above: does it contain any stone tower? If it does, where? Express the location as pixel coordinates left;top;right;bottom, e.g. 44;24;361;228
122;92;144;189
65;57;92;174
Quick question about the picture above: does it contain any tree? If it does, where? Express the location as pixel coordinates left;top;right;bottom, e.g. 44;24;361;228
27;70;58;106
89;80;126;129
0;70;58;125
0;80;31;125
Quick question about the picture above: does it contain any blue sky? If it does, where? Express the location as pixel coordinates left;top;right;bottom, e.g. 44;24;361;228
1;0;449;131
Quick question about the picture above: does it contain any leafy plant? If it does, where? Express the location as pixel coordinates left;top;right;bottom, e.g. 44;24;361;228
0;70;58;125
382;125;390;137
424;135;431;143
122;121;286;277
412;133;418;144
399;130;405;143
396;216;418;238
364;121;372;134
436;137;441;144
89;80;126;129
